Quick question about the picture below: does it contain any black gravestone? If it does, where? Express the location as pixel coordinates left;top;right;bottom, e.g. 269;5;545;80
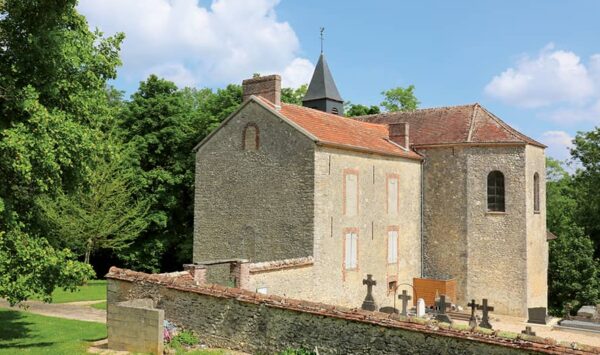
527;307;548;325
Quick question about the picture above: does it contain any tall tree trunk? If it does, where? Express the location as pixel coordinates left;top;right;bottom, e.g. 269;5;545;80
84;238;93;264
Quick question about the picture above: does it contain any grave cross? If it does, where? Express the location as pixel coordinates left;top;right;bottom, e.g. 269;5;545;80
477;298;495;329
521;326;536;336
361;274;377;311
467;299;480;328
398;290;412;316
435;294;453;324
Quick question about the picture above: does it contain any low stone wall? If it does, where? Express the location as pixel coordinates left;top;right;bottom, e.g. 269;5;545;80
107;298;164;354
105;267;598;355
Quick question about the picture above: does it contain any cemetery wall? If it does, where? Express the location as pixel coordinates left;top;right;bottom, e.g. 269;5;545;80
106;267;590;355
525;145;548;311
194;101;315;266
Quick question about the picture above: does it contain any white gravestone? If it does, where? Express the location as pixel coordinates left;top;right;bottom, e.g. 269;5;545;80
416;298;426;317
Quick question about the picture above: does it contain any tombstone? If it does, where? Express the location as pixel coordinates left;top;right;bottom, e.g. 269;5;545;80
467;299;479;328
477;299;494;329
398;290;412;316
435;294;453;324
379;306;399;315
527;307;548;325
361;274;377;311
577;305;598;320
557;304;600;332
521;326;536;336
416;298;426;318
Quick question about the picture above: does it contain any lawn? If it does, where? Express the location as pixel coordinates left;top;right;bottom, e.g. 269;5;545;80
90;301;106;310
0;309;106;354
45;280;107;303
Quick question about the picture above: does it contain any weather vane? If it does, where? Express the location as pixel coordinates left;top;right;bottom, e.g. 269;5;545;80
320;27;325;54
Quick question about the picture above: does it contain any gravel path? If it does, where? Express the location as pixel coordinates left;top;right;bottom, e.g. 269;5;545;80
0;299;106;323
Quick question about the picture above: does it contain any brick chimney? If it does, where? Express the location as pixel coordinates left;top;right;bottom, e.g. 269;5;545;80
242;74;281;107
388;122;409;149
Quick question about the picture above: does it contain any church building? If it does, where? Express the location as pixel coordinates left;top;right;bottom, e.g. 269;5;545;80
192;53;548;319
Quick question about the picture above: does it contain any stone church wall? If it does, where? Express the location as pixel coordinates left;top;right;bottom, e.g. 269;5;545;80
311;147;422;309
194;101;315;269
106;268;585;355
525;145;548;311
465;145;529;317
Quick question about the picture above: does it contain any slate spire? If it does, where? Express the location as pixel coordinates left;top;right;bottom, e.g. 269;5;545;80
302;53;344;115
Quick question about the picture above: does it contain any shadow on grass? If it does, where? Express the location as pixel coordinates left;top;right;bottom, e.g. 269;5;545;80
0;309;32;341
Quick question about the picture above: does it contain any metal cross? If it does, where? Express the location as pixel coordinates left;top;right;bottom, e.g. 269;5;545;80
320;27;325;53
361;274;377;311
398;290;412;316
477;298;495;329
467;299;480;328
435;294;453;324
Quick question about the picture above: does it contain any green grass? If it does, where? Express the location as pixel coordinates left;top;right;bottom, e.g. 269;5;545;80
45;280;107;303
0;308;106;354
89;301;106;310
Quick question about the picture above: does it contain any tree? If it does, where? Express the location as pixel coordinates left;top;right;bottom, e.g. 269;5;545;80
571;129;600;257
0;0;123;301
380;85;420;112
345;103;381;117
37;154;150;264
281;84;308;105
545;158;600;314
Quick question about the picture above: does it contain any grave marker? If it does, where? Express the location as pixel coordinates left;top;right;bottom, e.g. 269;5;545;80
477;299;494;329
398;290;412;316
361;274;377;311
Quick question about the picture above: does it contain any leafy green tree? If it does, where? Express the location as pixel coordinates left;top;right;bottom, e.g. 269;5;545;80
37;154;150;264
281;84;308;105
0;0;123;301
571;130;600;257
380;85;420;112
345;103;381;117
546;158;600;314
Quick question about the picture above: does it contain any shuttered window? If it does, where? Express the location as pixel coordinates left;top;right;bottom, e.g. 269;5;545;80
387;176;399;215
344;172;358;216
388;230;398;264
345;232;358;269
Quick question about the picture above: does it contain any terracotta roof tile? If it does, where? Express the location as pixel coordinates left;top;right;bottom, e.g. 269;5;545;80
256;97;422;160
355;103;545;148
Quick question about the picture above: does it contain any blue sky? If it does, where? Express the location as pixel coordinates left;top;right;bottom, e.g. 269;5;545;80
79;0;600;161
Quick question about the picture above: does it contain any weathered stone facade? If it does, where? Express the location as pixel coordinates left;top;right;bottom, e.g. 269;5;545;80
417;144;547;317
194;101;315;265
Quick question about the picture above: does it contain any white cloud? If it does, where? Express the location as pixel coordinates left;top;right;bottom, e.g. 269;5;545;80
539;130;574;161
485;44;596;109
78;0;313;89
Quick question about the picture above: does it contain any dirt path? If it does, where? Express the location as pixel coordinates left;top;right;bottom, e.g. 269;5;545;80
0;299;106;323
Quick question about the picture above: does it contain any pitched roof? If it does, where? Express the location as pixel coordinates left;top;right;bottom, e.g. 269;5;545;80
354;103;545;148
256;97;421;160
302;54;343;103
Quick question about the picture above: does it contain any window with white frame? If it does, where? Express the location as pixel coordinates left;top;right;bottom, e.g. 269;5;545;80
344;231;358;270
387;230;398;264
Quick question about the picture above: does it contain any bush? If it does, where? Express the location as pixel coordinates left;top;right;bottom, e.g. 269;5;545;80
279;349;317;355
170;330;199;349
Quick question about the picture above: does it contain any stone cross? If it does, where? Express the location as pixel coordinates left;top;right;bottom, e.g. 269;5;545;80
435;294;453;324
361;274;377;311
467;299;480;328
477;299;495;329
521;326;536;336
398;290;412;316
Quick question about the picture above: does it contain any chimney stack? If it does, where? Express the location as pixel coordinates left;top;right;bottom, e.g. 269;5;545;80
242;74;281;107
388;122;410;149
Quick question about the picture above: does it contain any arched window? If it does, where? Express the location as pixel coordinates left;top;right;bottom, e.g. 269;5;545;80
533;172;540;213
487;171;505;212
243;123;259;151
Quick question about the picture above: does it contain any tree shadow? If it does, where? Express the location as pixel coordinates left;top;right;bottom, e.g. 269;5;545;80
0;309;33;341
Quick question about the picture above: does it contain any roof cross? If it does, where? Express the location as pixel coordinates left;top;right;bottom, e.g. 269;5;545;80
320;27;325;54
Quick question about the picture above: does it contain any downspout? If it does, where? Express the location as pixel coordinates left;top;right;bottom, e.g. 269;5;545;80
420;155;426;278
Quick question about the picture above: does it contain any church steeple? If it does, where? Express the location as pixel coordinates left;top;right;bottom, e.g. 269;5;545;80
302;53;344;115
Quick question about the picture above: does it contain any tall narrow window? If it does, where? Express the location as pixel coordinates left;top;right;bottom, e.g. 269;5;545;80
387;175;399;215
243;123;259;151
344;231;358;270
344;170;359;216
533;172;540;213
387;230;398;264
487;171;505;212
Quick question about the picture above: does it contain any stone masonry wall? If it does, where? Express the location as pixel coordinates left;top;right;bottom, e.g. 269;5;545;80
525;145;548;310
194;101;315;271
106;268;594;355
312;147;422;309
